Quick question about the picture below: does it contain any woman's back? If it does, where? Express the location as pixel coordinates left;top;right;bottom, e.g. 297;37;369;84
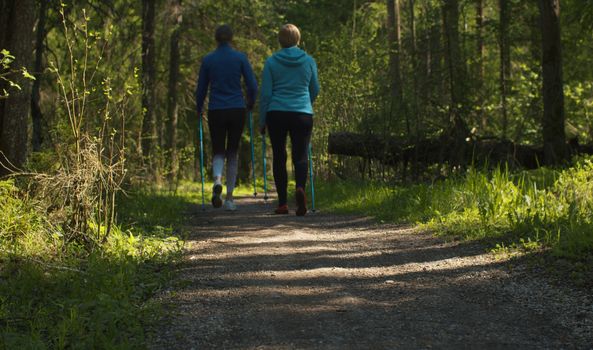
196;42;257;114
260;46;319;119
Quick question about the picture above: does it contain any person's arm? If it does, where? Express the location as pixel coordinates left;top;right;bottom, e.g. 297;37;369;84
195;58;209;115
309;57;320;104
241;54;258;111
259;59;273;132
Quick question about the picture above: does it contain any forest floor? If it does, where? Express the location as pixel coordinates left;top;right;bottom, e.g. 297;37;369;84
148;196;593;349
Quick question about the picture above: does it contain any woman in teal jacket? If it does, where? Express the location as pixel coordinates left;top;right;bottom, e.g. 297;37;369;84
260;24;320;216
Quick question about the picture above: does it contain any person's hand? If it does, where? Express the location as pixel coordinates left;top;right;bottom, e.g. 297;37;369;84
259;125;266;135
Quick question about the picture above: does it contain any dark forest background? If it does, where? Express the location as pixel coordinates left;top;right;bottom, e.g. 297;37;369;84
2;1;593;348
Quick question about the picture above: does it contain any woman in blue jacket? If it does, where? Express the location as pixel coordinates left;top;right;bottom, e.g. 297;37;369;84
260;24;320;216
196;25;258;211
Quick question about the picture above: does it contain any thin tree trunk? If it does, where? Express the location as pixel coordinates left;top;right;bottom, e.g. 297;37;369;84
141;0;159;178
461;4;469;80
409;0;418;120
476;0;484;83
0;0;36;176
499;0;511;138
427;3;442;103
539;0;567;164
520;11;543;142
387;0;406;179
166;0;182;184
31;0;47;152
422;4;431;92
386;0;403;117
442;0;468;132
409;0;421;175
476;0;486;129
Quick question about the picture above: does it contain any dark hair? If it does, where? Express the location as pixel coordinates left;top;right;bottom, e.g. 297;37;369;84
215;25;233;43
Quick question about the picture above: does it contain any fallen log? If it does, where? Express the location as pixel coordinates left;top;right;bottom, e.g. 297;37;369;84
328;132;592;169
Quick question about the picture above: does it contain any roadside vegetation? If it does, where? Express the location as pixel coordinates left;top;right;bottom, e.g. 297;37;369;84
316;157;593;285
0;180;187;349
2;0;593;347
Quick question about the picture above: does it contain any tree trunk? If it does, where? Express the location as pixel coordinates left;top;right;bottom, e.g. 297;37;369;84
386;0;403;117
408;0;421;174
476;0;486;129
328;131;592;169
539;0;567;164
442;0;468;133
499;0;511;138
0;0;36;176
409;0;418;128
427;3;442;102
517;10;543;142
166;0;182;184
31;0;47;152
141;0;159;177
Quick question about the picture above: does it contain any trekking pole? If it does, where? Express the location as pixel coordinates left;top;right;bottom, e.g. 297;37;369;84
262;135;269;201
198;112;206;211
248;111;257;197
308;142;316;213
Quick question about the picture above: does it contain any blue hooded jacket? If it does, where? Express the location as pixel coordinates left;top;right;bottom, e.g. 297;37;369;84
195;43;258;114
259;46;320;127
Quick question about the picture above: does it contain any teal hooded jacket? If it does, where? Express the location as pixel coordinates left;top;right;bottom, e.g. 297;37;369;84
259;46;320;128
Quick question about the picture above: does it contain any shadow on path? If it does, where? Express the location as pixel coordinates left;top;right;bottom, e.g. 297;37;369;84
149;197;591;349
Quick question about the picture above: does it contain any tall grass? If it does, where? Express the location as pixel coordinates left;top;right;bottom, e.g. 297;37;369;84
0;180;184;349
317;158;593;259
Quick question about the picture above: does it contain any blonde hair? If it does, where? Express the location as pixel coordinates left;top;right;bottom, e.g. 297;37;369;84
278;24;301;48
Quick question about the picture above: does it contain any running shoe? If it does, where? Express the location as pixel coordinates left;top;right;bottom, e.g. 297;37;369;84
274;204;289;215
224;199;237;211
295;187;307;216
211;183;223;208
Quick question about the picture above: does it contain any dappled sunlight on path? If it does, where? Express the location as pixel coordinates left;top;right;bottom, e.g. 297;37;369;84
149;197;592;349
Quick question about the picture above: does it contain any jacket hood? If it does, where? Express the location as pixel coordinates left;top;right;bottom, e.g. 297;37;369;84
272;47;308;67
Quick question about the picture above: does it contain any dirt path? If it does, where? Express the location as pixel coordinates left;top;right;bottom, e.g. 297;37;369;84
150;197;593;349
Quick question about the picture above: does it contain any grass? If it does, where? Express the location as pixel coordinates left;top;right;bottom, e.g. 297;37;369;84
0;177;276;348
316;158;593;262
0;180;187;349
4;158;593;347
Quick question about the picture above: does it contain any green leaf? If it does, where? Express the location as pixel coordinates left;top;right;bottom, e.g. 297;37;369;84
0;49;14;59
21;67;36;80
8;81;21;90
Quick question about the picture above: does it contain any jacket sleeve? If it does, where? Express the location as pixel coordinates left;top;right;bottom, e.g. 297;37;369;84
309;57;320;104
259;59;273;128
241;54;258;110
195;58;209;115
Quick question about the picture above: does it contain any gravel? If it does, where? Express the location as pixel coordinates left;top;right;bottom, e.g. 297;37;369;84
148;197;593;349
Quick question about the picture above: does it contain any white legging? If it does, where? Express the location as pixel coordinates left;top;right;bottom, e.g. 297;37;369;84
213;151;238;197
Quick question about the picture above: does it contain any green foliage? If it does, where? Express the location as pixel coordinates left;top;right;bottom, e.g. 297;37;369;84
0;180;183;349
116;180;264;231
0;181;57;257
317;158;593;259
0;49;35;99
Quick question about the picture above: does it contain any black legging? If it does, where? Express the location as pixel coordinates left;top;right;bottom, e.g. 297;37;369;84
266;111;313;206
208;108;246;156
